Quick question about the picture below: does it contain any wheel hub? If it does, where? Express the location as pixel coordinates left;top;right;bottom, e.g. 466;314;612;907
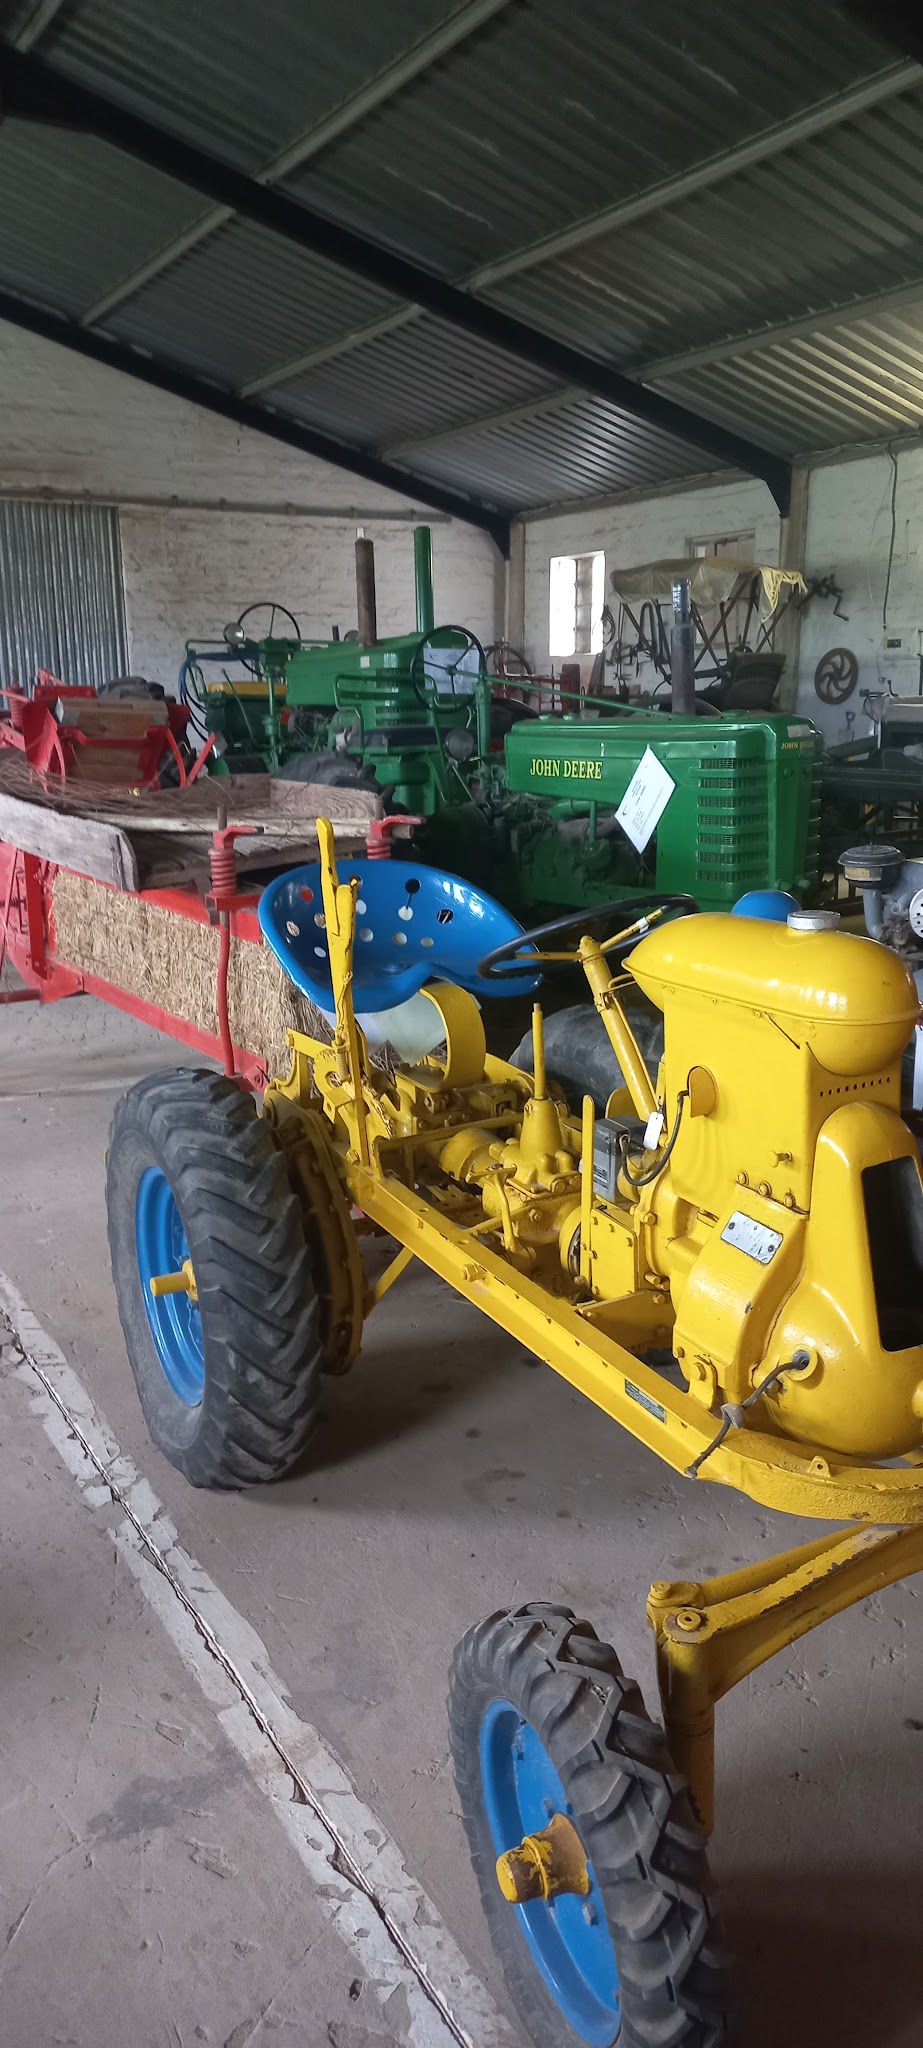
496;1811;591;1904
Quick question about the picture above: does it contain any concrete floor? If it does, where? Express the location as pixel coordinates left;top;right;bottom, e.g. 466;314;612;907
1;988;921;2048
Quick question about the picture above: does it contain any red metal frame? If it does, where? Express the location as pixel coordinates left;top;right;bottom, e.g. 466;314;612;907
1;679;401;1087
0;683;192;788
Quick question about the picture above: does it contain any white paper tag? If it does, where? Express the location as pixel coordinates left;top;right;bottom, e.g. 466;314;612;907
614;746;676;852
643;1109;665;1148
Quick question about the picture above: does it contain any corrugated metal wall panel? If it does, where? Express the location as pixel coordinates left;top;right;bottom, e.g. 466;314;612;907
0;501;128;689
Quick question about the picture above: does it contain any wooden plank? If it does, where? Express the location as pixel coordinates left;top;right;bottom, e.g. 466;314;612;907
0;786;139;889
56;699;168;734
67;748;153;787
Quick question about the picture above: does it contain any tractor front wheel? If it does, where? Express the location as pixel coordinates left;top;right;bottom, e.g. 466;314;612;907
449;1603;729;2048
107;1069;323;1487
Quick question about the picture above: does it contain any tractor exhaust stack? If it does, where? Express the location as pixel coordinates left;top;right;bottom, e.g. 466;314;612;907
414;525;435;637
355;532;378;645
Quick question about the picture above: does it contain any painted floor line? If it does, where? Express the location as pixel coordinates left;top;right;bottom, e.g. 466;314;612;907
0;1270;519;2048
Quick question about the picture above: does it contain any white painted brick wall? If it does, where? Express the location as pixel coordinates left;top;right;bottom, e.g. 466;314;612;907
0;319;503;684
120;509;503;683
798;447;923;744
523;477;782;677
523;454;923;746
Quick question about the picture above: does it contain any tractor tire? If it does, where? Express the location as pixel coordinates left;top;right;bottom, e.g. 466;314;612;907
449;1604;730;2048
280;749;379;792
107;1069;323;1488
510;1001;664;1113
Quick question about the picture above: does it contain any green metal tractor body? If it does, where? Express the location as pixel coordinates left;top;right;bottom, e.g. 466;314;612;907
282;627;486;813
499;710;822;912
182;525;822;914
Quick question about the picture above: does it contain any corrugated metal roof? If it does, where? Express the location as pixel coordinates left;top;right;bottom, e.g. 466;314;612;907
104;221;403;388
0;118;203;314
0;0;920;519
484;85;923;367
654;293;923;455
283;0;898;277
403;394;721;510
267;317;557;450
41;0;461;171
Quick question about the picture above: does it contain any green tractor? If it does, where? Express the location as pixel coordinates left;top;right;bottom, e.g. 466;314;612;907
179;528;498;810
179;527;822;918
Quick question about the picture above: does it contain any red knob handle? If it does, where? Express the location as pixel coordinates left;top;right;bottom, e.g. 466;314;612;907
365;814;423;858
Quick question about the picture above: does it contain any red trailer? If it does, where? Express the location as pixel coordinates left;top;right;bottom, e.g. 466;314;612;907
0;743;403;1091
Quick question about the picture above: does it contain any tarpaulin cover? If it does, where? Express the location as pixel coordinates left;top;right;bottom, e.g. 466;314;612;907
609;557;806;611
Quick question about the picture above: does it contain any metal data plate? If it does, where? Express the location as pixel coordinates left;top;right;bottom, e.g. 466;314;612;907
720;1210;783;1265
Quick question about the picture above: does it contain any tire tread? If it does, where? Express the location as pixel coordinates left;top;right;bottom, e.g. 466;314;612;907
448;1602;731;2048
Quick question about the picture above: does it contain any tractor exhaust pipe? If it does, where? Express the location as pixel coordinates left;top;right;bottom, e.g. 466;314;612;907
670;576;695;716
414;525;435;636
355;532;378;645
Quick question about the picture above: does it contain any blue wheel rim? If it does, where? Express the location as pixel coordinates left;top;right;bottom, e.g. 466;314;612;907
479;1700;620;2044
135;1167;205;1405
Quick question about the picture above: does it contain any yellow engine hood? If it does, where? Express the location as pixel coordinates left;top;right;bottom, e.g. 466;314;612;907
630;914;919;1076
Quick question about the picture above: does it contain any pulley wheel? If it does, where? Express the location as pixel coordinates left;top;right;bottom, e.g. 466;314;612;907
814;647;858;704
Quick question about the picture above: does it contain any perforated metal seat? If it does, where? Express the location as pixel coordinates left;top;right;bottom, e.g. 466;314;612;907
259;856;539;1011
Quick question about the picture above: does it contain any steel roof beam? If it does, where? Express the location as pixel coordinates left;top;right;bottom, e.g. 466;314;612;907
8;0;67;51
0;43;793;511
78;0;512;328
0;285;511;550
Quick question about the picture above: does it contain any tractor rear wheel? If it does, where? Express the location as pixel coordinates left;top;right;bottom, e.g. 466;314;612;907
449;1603;729;2048
280;749;380;792
510;1002;664;1114
107;1069;323;1488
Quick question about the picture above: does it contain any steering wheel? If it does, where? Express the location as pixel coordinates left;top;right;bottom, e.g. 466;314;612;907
235;600;302;642
478;893;697;981
409;627;485;706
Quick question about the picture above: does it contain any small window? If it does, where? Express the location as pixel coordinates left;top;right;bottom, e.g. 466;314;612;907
687;530;756;562
687;530;757;651
549;551;605;658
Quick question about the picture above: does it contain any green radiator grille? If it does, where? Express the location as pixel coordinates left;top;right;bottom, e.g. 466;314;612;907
694;763;770;887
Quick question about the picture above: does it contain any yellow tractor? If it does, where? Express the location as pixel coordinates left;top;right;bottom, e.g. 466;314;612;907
107;824;923;2048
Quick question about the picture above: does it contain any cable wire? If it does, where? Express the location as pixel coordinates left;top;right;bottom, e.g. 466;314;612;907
619;1089;687;1189
882;442;899;633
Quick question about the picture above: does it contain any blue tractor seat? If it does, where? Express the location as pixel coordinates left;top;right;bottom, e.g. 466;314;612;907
731;888;799;923
259;856;540;1012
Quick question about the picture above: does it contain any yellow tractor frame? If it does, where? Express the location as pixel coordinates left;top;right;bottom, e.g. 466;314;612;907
260;820;922;1835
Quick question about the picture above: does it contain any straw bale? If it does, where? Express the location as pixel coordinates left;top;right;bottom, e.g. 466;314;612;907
52;870;331;1075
